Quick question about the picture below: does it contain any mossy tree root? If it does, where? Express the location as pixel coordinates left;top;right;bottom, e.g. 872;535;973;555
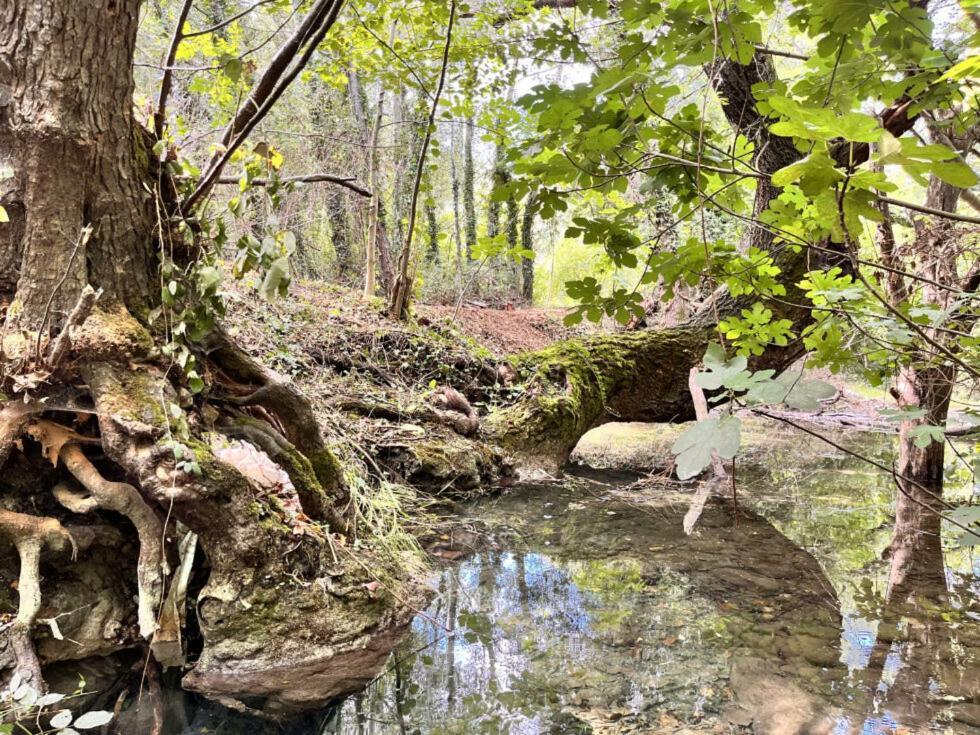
202;327;349;519
0;509;74;690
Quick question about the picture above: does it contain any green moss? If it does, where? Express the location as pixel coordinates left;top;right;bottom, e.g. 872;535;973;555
246;498;292;535
309;447;344;494
487;327;712;467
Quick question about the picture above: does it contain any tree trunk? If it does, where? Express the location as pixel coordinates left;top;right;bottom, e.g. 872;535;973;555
363;85;385;298
486;148;504;241
327;188;352;280
505;176;519;294
450;128;464;287
426;200;439;262
462;119;477;260
0;0;156;329
520;196;536;303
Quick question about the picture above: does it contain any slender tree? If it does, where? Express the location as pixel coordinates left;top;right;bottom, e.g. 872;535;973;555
462;118;477;260
519;194;537;303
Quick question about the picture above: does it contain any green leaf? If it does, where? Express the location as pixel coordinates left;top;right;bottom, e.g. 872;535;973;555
671;415;741;480
259;257;290;300
948;505;980;548
776;372;837;411
931;161;978;188
907;423;944;448
695;343;749;390
221;57;243;83
827;113;881;143
939;54;980;82
0;205;8;223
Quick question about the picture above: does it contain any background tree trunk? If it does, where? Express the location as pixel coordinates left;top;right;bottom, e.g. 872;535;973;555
520;196;536;303
896;168;964;482
462;119;477;260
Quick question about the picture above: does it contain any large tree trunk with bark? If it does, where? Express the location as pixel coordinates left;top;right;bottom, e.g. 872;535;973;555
0;0;422;717
0;0;155;326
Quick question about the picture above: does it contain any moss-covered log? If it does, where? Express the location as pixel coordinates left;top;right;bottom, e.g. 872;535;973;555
486;327;712;470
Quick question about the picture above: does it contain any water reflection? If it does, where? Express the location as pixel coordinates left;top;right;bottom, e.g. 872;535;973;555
330;431;979;735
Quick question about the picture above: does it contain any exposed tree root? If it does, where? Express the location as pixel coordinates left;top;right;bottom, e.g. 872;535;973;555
51;439;167;640
428;387;479;437
0;401;32;469
202;328;348;513
217;412;347;534
0;509;74;690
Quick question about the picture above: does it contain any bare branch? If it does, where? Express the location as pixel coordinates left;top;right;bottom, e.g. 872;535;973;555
181;0;277;38
214;173;372;197
184;0;346;211
155;0;196;139
878;195;980;225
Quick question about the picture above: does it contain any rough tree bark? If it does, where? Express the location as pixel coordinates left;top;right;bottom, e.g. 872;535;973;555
0;0;155;325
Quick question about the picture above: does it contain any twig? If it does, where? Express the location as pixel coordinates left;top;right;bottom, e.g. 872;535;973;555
213;172;372;197
878;195;980;225
184;0;345;211
181;0;277;38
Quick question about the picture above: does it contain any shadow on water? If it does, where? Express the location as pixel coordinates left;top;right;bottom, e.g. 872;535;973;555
324;428;979;735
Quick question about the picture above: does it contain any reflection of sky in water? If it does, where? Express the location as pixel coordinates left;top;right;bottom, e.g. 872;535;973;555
842;616;878;671
335;547;729;734
333;430;978;735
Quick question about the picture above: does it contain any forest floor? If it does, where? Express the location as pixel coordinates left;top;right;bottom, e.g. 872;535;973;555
222;277;920;495
418;302;579;353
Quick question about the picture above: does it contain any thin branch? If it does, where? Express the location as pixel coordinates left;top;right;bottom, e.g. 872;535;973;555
752;44;808;61
878;195;980;225
214;173;372;197
181;0;277;38
389;0;457;318
184;0;345;211
155;0;196;139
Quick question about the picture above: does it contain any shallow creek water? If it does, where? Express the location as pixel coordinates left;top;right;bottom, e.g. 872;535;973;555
325;427;979;735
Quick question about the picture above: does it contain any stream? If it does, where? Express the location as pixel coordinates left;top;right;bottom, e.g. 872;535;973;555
323;426;979;735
